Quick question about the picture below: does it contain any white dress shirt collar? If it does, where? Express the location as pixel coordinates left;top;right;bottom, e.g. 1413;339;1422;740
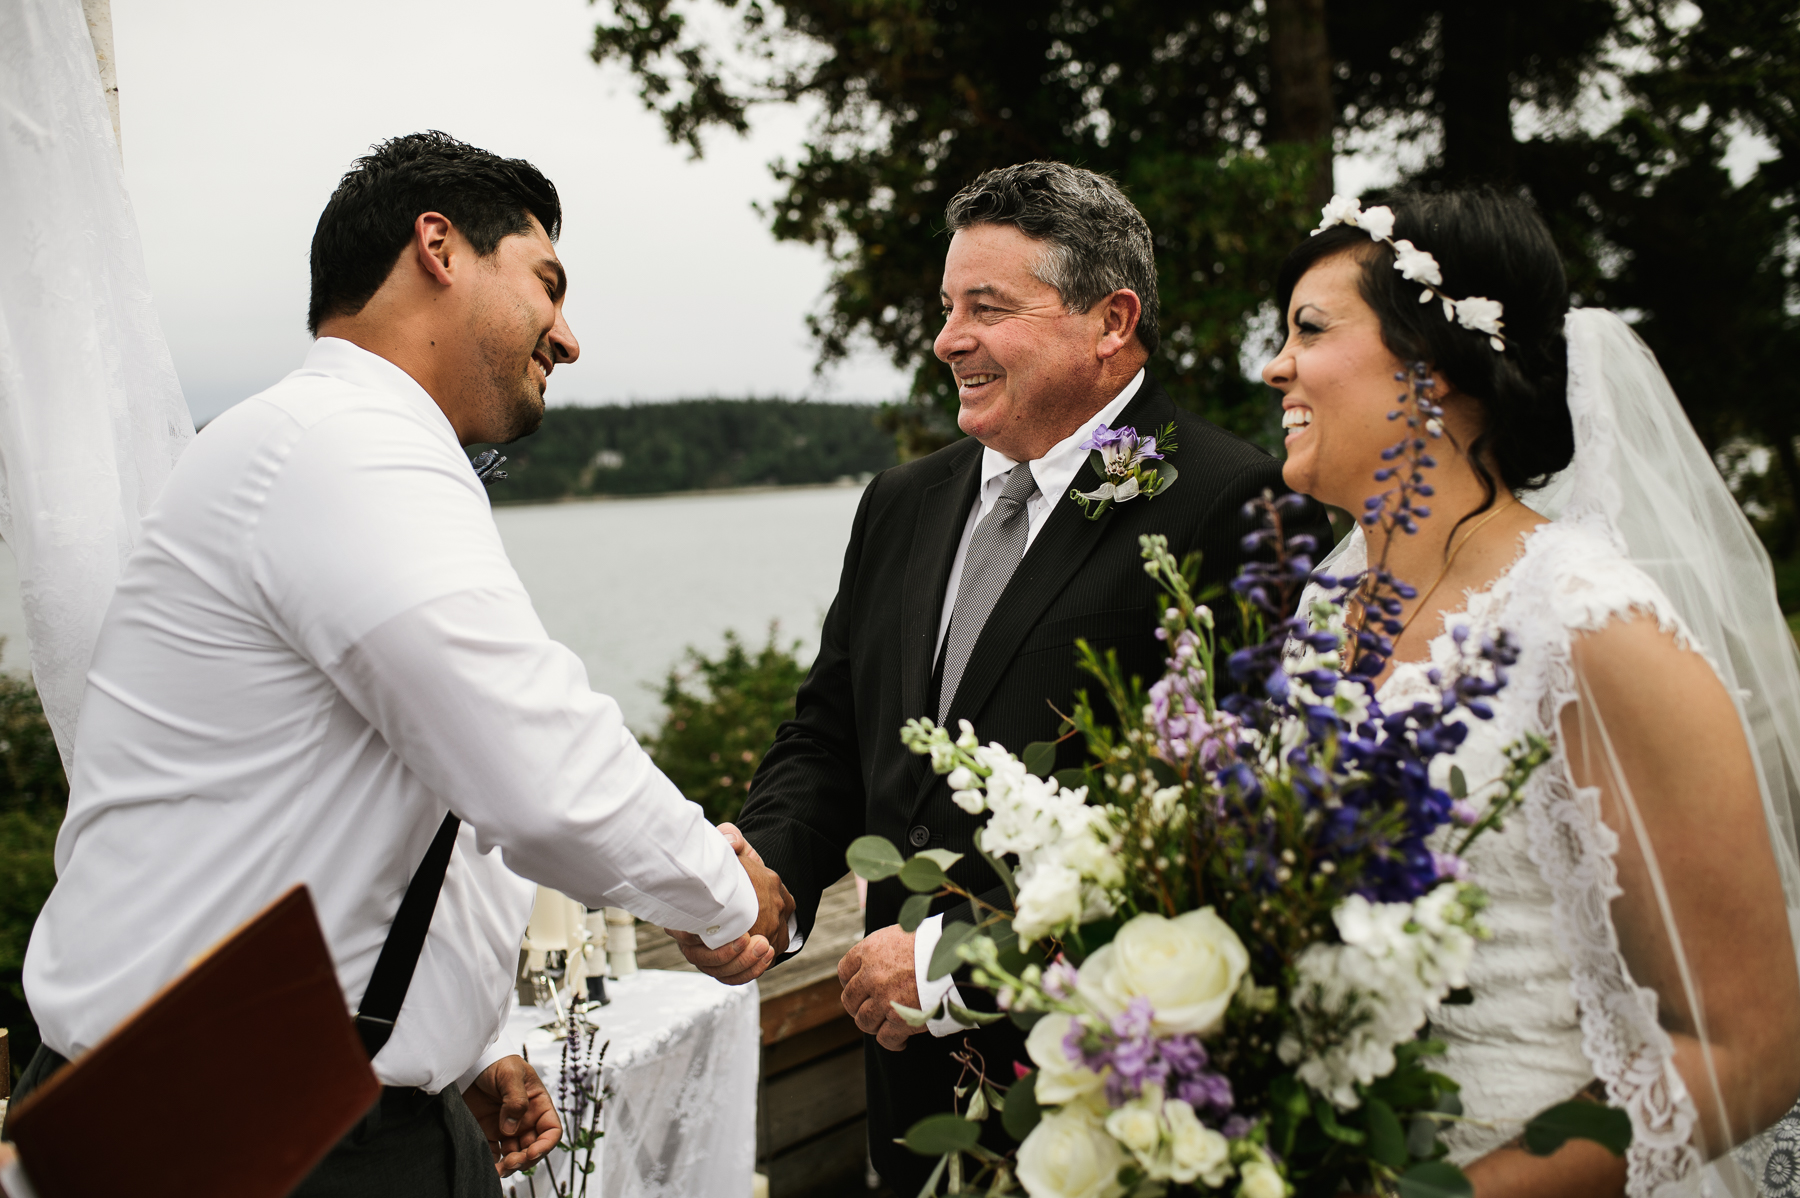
977;367;1147;504
301;336;461;448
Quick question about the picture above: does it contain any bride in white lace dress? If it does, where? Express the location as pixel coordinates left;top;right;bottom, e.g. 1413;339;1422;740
1265;189;1800;1197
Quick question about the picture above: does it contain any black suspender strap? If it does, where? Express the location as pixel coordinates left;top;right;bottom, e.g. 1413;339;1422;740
354;811;462;1059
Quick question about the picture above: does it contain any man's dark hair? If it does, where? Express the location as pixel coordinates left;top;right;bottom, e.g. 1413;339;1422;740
944;162;1160;354
307;131;562;335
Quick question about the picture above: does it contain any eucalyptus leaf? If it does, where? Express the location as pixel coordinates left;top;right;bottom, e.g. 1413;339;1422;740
1147;460;1179;493
1313;1095;1366;1146
947;1001;1007;1027
913;1154;949;1198
1053;767;1088;791
1365;1098;1407;1169
1022;741;1057;778
975;841;1018;905
915;848;964;872
1397;1161;1473;1198
889;1000;939;1028
928;919;979;980
1010;1009;1046;1032
847;835;905;881
1523;1101;1632;1157
898;893;933;933
899;855;950;892
1449;765;1468;799
904;1113;981;1156
1406;1113;1441;1160
1002;1070;1042;1142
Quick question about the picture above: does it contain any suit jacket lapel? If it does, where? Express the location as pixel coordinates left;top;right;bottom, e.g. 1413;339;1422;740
935;379;1180;740
900;448;983;724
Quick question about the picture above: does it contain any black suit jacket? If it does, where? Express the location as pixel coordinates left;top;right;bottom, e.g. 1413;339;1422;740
736;373;1326;1188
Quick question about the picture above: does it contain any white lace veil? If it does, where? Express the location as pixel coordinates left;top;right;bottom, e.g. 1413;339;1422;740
1545;309;1800;1193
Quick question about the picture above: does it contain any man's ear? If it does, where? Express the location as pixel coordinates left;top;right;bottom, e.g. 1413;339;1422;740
413;212;456;287
1095;289;1142;360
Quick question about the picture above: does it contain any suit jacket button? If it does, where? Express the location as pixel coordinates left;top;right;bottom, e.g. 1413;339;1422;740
908;825;931;848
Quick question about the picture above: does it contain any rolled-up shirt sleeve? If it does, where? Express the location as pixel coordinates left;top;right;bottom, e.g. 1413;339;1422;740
246;405;757;949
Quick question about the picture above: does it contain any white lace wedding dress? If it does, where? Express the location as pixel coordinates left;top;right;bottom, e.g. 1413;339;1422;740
1294;310;1800;1197
1310;521;1712;1193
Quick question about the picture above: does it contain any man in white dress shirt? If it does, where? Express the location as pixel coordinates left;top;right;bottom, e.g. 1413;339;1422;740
11;132;792;1195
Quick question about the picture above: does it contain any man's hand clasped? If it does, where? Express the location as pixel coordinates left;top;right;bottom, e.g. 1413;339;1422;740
463;1054;561;1176
838;924;930;1052
668;823;796;985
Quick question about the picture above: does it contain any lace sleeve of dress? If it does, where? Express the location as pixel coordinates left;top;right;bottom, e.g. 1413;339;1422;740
1504;525;1711;1197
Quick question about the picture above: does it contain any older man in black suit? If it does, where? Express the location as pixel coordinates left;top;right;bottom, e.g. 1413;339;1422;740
674;162;1328;1193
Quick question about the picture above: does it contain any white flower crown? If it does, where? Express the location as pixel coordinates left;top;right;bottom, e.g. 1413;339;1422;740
1313;194;1508;353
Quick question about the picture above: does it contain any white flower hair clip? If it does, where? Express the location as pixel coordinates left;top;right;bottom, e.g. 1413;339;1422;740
1313;195;1508;353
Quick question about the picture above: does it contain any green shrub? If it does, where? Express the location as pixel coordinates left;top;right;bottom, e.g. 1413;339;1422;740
0;670;67;1087
642;627;807;825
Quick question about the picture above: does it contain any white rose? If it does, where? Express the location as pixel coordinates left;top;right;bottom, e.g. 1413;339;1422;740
1026;1014;1106;1106
1453;295;1505;336
1016;1106;1127;1198
1163;1099;1233;1187
1390;239;1442;285
1315;194;1361;233
1238;1158;1288;1198
1076;908;1250;1036
1014;862;1085;941
1104;1097;1163;1156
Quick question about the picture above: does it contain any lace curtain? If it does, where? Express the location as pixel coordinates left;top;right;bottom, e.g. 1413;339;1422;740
0;0;194;768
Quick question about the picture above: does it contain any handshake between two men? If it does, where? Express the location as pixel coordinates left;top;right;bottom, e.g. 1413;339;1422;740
674;826;927;1055
667;824;797;985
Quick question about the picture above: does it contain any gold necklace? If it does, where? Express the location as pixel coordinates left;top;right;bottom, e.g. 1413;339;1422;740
1393;499;1518;638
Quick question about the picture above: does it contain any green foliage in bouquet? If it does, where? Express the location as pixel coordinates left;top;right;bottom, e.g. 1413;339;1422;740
643;625;807;825
846;374;1624;1197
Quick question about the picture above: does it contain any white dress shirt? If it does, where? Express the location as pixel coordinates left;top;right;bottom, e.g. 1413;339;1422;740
24;338;757;1093
915;369;1145;1033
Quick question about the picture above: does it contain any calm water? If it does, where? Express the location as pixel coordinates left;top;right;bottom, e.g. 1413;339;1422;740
0;484;864;734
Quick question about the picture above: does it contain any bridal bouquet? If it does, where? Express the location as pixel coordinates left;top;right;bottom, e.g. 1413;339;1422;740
848;370;1624;1197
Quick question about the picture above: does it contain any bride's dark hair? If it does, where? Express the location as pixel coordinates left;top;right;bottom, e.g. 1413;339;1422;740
1275;188;1574;517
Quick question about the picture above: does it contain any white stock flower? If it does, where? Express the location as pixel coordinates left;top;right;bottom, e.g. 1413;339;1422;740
1358;205;1396;241
947;766;976;791
1281;885;1486;1109
952;788;987;814
1315;194;1362;233
1164;1099;1233;1187
1453;295;1505;336
1027;1014;1107;1107
1238;1157;1288;1198
1016;1106;1128;1198
1391;239;1442;286
1076;908;1250;1037
1015;862;1086;941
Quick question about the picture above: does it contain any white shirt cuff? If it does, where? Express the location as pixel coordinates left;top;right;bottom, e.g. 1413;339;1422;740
912;914;972;1037
784;912;804;956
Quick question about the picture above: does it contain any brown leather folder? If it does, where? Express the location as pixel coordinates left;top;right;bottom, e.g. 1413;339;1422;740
6;885;380;1197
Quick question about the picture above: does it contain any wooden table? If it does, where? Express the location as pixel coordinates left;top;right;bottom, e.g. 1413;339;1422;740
635;875;873;1198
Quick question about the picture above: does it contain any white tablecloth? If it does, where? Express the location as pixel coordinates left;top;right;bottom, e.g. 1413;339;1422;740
500;970;759;1198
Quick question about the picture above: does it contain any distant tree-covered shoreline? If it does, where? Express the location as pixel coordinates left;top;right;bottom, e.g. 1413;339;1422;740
471;398;898;504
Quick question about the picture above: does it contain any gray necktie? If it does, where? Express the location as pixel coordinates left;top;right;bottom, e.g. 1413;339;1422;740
938;464;1040;725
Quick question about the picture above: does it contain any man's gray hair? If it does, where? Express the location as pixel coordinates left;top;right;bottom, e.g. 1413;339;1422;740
944;162;1159;354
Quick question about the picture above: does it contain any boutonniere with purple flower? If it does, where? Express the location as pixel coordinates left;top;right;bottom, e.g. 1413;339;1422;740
1069;422;1180;520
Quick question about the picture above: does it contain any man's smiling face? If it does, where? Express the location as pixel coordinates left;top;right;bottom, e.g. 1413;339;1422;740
933;223;1110;460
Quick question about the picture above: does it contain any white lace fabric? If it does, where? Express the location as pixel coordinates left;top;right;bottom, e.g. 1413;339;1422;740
1311;524;1709;1192
1296;310;1800;1196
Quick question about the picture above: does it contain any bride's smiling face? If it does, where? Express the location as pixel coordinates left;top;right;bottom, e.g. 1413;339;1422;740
1263;252;1433;510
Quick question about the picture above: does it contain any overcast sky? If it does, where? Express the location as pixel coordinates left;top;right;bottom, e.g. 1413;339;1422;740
110;0;913;424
